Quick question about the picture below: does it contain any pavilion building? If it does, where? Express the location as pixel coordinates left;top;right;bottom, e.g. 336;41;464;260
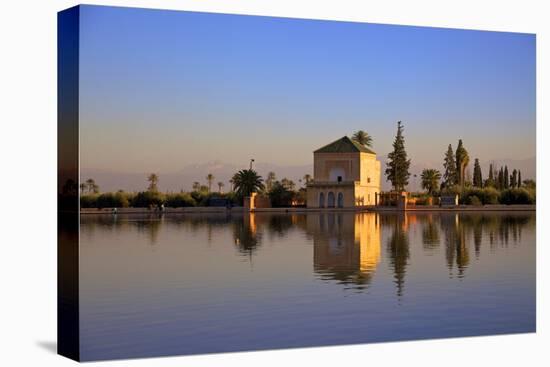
306;136;381;208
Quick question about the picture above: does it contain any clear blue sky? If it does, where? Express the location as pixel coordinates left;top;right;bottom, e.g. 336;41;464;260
78;5;535;174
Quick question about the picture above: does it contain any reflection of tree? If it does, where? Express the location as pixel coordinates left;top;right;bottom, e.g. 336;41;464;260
421;215;440;251
232;215;262;259
385;214;410;298
473;220;482;258
267;215;295;238
441;214;469;278
134;214;163;245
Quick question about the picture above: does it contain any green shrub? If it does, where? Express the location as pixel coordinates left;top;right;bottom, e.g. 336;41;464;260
95;192;131;208
190;191;205;205
224;191;241;206
130;191;166;207
480;187;499;205
165;193;196;207
460;187;499;205
499;188;535;205
467;195;482;206
80;194;98;208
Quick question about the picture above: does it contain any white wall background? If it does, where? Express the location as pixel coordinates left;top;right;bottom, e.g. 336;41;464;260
0;1;547;366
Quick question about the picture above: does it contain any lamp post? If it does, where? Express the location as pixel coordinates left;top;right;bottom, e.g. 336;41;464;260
249;158;255;170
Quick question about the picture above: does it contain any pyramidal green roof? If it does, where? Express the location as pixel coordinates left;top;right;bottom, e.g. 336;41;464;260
314;136;376;154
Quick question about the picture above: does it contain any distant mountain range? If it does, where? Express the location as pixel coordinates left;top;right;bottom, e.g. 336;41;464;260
81;156;535;193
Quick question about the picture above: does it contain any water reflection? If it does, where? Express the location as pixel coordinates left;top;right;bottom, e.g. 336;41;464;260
232;214;262;258
309;213;381;291
79;210;535;360
381;214;410;297
81;211;535;296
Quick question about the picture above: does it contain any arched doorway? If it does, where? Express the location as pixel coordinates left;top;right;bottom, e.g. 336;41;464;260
319;192;325;208
327;192;335;208
337;192;344;208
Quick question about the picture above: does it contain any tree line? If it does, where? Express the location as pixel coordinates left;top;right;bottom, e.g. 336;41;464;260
80;170;314;209
380;120;535;205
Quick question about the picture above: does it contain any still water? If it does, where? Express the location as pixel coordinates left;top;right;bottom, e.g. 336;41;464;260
80;211;535;361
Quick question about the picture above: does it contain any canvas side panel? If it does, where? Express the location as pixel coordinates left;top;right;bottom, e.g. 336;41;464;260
57;5;80;362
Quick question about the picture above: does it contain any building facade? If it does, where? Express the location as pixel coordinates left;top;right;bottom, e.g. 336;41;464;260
306;136;381;208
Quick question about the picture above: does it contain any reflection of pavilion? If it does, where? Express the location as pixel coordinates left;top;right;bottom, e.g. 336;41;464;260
308;213;381;290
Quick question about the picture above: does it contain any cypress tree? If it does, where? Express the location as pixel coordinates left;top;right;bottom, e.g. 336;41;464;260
385;121;411;191
443;144;458;187
518;170;522;188
498;167;504;190
473;158;483;188
455;139;470;187
504;166;509;189
486;163;495;187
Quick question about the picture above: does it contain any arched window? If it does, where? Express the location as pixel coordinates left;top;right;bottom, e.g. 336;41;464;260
319;192;325;208
327;192;335;208
337;192;344;208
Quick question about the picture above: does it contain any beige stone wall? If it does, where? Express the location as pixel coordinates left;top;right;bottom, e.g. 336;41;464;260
306;185;355;208
359;153;381;187
354;185;379;206
313;152;360;181
308;150;381;208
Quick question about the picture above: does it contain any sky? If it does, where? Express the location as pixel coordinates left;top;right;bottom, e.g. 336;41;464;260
78;5;536;182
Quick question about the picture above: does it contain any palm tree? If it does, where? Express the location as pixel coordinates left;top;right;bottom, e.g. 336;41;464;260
421;169;441;195
303;174;312;186
266;171;276;191
232;169;264;198
147;173;159;192
352;130;373;147
217;181;224;193
206;173;214;192
281;178;296;191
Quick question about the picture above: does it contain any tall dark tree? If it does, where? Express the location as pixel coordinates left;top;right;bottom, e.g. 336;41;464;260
455;139;470;187
486;164;495;187
385;121;411;191
518;170;522;188
443;144;458;187
473;158;483;188
511;169;518;188
504;166;509;189
498;167;504;189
